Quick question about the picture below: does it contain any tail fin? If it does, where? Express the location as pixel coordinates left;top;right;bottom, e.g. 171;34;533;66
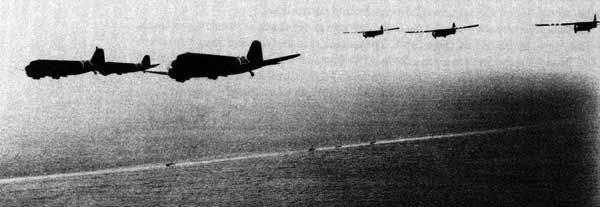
247;40;263;63
381;25;384;31
452;22;456;28
141;55;151;67
594;14;597;22
91;47;105;66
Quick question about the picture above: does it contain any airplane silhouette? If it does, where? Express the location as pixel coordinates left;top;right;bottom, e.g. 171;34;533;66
535;14;598;33
343;25;400;38
406;23;479;38
25;47;104;79
98;54;159;76
144;40;300;82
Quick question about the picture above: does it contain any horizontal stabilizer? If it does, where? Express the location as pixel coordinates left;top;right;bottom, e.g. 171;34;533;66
262;54;301;66
144;70;169;75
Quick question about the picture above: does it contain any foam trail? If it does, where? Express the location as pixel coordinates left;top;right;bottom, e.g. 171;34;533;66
0;125;531;184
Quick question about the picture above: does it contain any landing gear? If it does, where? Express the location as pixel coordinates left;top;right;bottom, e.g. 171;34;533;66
249;71;254;77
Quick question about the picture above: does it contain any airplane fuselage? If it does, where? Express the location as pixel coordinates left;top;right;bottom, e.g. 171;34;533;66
144;40;299;82
432;29;456;38
167;53;259;82
573;22;597;32
363;30;383;38
25;60;94;79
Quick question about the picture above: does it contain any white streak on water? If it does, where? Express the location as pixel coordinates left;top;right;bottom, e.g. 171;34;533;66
0;125;531;184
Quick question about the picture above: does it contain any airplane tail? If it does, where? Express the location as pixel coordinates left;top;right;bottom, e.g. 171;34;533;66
140;55;159;69
594;14;597;22
452;22;456;28
91;47;105;66
247;40;263;63
381;25;384;31
142;55;151;67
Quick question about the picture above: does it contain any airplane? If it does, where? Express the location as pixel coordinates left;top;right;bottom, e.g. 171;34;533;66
144;40;300;82
343;25;400;38
535;14;598;33
25;47;104;79
406;23;479;38
98;54;159;76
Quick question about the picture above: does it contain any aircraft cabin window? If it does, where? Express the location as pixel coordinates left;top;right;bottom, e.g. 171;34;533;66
239;57;249;65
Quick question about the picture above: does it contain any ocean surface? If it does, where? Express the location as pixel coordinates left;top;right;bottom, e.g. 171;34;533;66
1;120;597;206
1;73;598;206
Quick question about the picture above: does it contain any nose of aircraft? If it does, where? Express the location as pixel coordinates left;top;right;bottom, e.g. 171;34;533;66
24;64;39;79
25;65;32;75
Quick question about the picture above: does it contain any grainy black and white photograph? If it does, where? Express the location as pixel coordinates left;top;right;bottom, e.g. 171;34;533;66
1;0;599;206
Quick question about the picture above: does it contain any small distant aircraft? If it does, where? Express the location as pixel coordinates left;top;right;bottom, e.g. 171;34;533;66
25;47;104;79
406;23;479;38
343;25;400;38
98;54;159;76
145;40;300;82
535;14;598;33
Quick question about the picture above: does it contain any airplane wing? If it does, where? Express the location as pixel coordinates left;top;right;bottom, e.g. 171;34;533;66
143;70;169;75
405;29;437;33
383;27;400;32
343;30;373;34
535;22;579;26
455;24;479;29
262;54;301;66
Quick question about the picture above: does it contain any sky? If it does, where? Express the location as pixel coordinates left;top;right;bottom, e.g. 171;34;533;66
0;0;599;177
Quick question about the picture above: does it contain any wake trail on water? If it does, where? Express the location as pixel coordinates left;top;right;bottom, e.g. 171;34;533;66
0;125;532;184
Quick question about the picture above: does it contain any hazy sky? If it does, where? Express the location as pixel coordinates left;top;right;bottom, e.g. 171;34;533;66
1;0;599;176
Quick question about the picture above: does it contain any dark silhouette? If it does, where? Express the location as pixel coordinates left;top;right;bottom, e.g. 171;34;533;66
406;23;479;39
98;55;159;76
535;14;598;33
144;40;300;82
165;162;175;167
25;47;104;79
343;25;400;38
